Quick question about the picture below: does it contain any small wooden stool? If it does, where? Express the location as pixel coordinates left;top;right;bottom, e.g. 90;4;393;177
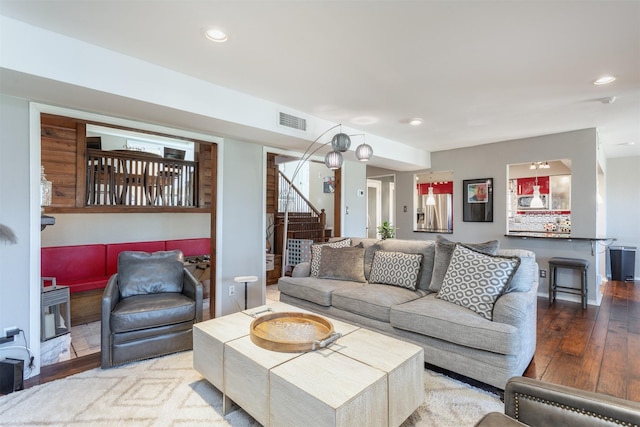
548;257;589;309
234;275;258;310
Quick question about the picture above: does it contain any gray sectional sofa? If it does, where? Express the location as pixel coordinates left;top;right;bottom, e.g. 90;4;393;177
277;236;538;389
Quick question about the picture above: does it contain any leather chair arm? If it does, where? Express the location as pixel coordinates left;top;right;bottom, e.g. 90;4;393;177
504;376;640;426
101;274;120;368
182;268;203;322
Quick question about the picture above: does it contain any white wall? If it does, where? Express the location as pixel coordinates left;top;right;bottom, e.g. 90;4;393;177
394;129;606;305
0;95;36;371
606;156;640;280
41;213;210;246
219;138;265;316
342;160;368;238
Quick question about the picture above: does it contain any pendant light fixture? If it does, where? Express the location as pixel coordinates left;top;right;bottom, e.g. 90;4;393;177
331;132;351;152
530;164;544;209
355;140;373;161
530;181;544;209
324;150;343;170
426;187;436;206
426;173;436;206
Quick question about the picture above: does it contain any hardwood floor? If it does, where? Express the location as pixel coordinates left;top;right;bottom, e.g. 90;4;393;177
23;280;640;403
523;279;640;402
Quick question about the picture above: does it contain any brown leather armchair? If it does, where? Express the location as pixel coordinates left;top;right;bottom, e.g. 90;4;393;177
101;250;202;368
475;376;640;426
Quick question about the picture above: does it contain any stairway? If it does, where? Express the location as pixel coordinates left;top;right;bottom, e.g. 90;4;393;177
273;211;330;255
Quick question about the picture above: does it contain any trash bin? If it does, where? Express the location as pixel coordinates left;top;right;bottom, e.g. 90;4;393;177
609;246;636;282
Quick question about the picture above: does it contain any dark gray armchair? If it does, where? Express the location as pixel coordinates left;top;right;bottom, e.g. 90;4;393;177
475;376;640;426
101;250;203;368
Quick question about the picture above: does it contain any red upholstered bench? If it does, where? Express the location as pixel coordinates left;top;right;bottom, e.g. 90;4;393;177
41;244;108;292
41;244;108;325
165;238;211;257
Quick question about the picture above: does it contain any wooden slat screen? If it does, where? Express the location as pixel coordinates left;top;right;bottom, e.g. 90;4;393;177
40;113;213;212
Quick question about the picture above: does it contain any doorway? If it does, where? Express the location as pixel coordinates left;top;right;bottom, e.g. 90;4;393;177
367;179;381;238
366;175;395;239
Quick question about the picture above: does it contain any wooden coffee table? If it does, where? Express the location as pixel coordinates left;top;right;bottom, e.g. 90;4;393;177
193;302;423;427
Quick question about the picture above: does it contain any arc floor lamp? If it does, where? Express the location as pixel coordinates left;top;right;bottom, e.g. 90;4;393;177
280;125;373;277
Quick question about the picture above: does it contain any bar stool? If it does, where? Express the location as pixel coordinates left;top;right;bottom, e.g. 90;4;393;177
548;257;589;309
234;275;258;310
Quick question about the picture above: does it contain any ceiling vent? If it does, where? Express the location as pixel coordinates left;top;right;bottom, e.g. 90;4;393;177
279;112;307;131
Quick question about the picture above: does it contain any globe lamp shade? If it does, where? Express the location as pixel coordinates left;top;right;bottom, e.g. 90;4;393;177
324;151;343;170
355;143;373;161
331;133;351;152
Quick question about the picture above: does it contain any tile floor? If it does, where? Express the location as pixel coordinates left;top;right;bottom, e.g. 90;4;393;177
68;284;281;359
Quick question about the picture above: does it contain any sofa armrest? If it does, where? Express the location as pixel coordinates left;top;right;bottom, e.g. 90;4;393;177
493;282;538;328
101;273;120;368
504;376;640;426
291;262;311;277
182;268;203;322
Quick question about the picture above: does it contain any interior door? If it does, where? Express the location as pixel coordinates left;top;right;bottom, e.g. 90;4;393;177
367;179;382;238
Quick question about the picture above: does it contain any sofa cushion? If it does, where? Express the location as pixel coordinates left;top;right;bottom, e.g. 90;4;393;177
437;244;520;320
110;293;196;333
429;235;500;292
318;246;366;283
310;238;352;277
376;239;435;292
498;249;536;293
277;276;364;307
332;284;425;323
368;251;423;291
390;293;520;355
118;250;185;298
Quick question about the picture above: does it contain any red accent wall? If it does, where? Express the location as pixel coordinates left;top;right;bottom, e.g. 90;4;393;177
517;177;549;195
417;181;453;195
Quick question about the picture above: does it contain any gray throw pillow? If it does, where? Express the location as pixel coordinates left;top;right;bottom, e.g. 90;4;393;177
428;235;500;292
310;238;351;277
118;250;184;298
498;249;536;293
437;244;520;320
317;246;366;282
368;250;423;291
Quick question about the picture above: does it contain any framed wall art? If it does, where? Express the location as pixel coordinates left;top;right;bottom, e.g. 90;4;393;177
463;178;493;222
323;176;335;193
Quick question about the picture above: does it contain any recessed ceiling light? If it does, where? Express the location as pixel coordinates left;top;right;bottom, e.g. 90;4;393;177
594;76;616;85
409;118;424;126
205;28;228;43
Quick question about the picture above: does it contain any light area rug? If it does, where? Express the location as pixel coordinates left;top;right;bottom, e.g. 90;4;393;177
0;351;502;427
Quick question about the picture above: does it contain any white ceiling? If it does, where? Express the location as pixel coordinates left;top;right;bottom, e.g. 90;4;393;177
1;0;639;160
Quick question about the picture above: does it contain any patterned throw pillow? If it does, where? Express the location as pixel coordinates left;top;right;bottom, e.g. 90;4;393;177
368;251;423;291
428;235;500;292
437;244;520;320
310;239;351;277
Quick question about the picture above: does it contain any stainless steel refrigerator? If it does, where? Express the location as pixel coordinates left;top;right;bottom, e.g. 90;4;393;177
421;194;453;233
